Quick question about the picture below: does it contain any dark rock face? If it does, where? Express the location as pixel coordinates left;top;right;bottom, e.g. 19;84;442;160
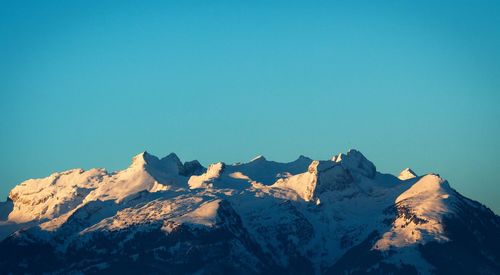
0;199;13;221
181;160;206;177
419;197;500;275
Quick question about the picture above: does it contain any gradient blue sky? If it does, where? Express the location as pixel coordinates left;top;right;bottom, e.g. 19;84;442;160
1;1;499;213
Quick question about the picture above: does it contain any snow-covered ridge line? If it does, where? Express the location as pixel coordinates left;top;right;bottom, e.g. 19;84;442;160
0;149;498;274
1;149;375;224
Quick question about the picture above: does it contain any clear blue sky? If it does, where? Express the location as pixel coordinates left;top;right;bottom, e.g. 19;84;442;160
1;1;499;213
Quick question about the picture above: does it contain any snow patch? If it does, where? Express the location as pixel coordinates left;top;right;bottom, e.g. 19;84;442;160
398;168;417;180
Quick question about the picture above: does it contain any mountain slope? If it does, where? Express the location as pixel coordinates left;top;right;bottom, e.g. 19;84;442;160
0;150;498;274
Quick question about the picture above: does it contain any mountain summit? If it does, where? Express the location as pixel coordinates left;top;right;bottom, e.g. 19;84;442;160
0;150;498;274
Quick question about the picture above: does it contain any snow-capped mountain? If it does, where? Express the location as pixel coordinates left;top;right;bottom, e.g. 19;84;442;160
0;150;498;274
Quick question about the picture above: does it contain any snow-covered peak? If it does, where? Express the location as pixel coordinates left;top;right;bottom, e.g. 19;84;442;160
398;168;417;180
130;151;155;168
375;174;454;252
331;149;376;178
396;174;451;203
130;151;183;175
84;152;192;203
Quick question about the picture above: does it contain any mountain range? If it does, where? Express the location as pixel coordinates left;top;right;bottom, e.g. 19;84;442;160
0;149;498;274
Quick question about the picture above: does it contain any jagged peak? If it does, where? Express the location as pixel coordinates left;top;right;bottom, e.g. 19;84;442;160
332;149;365;161
130;151;158;167
131;151;147;165
181;160;206;177
130;151;185;175
161;152;182;163
399;168;417;180
159;153;183;172
331;149;376;178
